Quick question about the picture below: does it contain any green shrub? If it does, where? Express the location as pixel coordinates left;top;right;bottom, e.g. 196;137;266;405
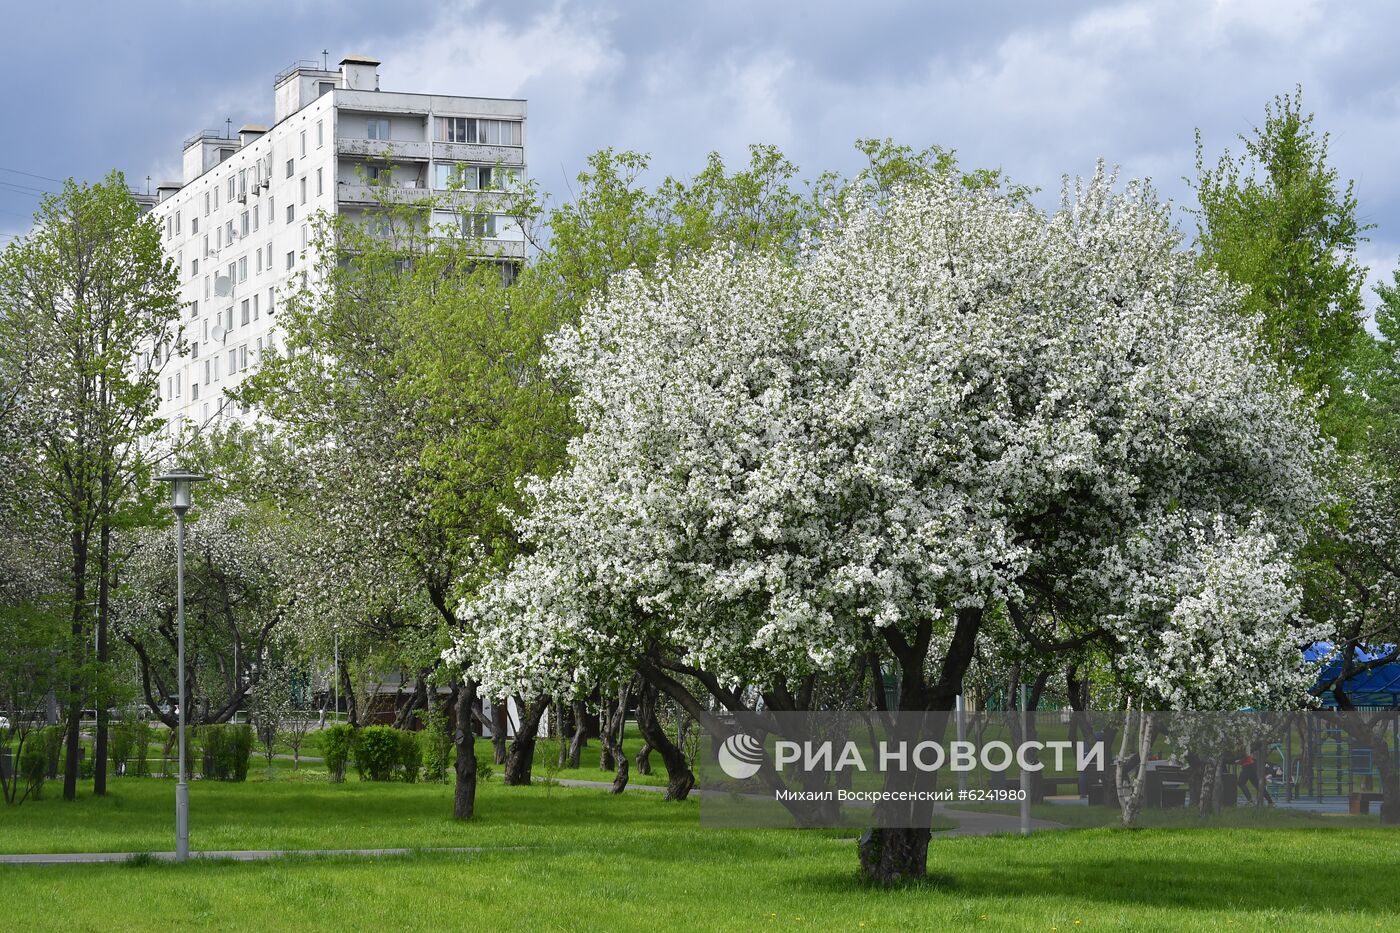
77;747;94;779
229;724;252;781
18;736;46;801
398;729;422;784
131;721;153;776
353;726;402;782
110;722;136;775
198;724;253;781
319;724;354;783
423;702;453;783
42;726;63;779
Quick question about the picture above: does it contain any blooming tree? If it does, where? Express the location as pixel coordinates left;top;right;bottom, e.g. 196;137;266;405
453;164;1326;881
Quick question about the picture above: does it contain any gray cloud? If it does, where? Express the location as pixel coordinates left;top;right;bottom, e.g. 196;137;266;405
4;0;1400;301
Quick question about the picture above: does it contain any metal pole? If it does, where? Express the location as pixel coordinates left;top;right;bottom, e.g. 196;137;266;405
175;510;189;863
955;693;968;794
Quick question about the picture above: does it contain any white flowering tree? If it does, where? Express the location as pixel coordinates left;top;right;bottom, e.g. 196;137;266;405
454;164;1325;882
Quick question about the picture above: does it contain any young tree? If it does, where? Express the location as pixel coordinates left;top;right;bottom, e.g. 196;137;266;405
0;172;181;799
454;167;1324;883
1193;89;1369;441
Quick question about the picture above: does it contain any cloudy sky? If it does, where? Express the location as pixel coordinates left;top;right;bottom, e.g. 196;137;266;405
3;0;1399;296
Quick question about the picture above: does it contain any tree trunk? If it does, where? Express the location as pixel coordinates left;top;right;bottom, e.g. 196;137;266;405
635;741;653;775
339;663;359;727
502;696;549;786
568;700;586;768
1380;769;1400;826
63;531;87;802
858;827;931;886
491;702;508;765
452;680;478;820
94;518;112;795
393;672;429;730
1117;709;1156;827
600;682;633;793
635;680;694;800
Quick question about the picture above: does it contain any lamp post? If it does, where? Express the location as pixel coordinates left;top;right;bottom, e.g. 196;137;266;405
156;466;206;863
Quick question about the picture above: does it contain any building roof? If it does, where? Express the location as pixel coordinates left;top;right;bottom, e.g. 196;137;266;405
340;55;381;66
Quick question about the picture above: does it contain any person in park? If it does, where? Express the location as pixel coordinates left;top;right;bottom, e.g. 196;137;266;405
1234;752;1275;804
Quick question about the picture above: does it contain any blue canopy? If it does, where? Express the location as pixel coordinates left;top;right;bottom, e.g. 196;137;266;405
1308;643;1400;707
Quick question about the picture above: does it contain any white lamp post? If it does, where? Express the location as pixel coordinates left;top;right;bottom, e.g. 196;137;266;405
156;466;206;863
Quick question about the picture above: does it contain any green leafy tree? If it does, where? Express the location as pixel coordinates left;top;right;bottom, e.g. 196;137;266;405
0;171;181;799
1193;88;1369;441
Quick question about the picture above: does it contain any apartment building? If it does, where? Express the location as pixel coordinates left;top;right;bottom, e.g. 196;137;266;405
145;56;527;432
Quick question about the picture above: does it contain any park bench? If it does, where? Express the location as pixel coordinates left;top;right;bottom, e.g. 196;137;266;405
1349;792;1385;815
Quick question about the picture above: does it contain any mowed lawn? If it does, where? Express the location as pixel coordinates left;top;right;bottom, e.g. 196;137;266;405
1;776;1397;932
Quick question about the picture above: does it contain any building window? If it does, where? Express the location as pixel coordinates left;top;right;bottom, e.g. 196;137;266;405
204;192;211;216
366;164;392;184
301;224;309;248
191;217;199;234
238;256;247;282
228;349;237;374
213;186;219;209
317;120;323;147
239;170;246;198
434;117;522;145
300;130;306;157
204;276;210;299
175;210;181;234
227;176;235;199
239;346;247;370
191;382;200;400
225;219;234;242
367;118;390;140
319;81;335;97
241;299;250;325
463;213;497;238
252;205;259;231
240;211;249;237
192;340;199;358
286;204;295;223
253;294;259;320
256;250;262;273
317;167;323;196
191;258;199;275
286;158;294;178
203;360;211;385
300;177;307;204
286;251;295;270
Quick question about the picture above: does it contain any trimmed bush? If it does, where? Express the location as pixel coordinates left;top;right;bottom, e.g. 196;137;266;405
198;724;253;781
110;723;136;776
353;726;402;782
398;729;422;784
319;724;354;783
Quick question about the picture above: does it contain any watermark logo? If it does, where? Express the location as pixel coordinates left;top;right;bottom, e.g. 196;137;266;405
718;733;765;779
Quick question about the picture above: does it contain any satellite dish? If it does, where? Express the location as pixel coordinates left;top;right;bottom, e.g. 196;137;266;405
214;275;232;297
211;324;227;342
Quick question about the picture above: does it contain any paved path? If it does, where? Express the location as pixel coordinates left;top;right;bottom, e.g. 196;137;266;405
0;846;519;865
543;778;1067;836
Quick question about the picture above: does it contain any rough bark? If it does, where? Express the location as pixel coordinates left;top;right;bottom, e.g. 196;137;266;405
635;681;694;800
452;680;478;820
339;663;359;727
634;741;653;775
858;827;932;886
502;695;550;785
600;682;633;794
567;700;586;768
491;702;508;765
63;530;87;802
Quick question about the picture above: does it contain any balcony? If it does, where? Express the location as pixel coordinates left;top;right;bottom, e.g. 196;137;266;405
431;141;524;166
337;182;436;206
336;138;430;161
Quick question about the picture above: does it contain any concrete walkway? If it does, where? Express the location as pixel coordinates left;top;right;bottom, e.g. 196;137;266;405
0;846;518;865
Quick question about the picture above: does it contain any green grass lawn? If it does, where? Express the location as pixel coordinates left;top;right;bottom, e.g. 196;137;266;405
2;774;1397;931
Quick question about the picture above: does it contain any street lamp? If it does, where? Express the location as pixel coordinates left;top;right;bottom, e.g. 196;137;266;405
156;466;206;863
